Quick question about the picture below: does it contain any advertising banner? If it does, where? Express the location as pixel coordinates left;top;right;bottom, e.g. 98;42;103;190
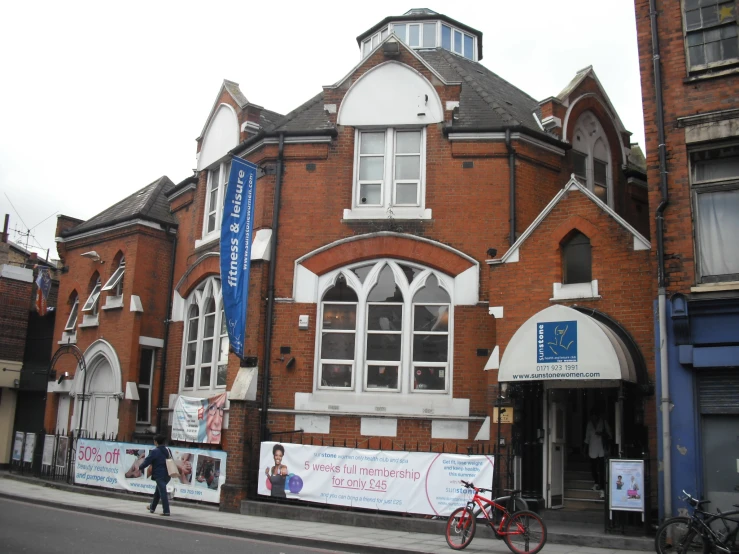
75;439;227;504
23;433;36;463
171;392;226;444
35;266;52;316
257;442;494;516
12;432;24;462
609;459;645;513
42;435;56;466
220;156;258;359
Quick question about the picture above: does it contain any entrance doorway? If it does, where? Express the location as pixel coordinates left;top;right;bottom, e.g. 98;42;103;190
545;386;618;511
76;357;119;438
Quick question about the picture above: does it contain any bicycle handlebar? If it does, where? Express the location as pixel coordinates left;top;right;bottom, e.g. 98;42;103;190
460;480;493;493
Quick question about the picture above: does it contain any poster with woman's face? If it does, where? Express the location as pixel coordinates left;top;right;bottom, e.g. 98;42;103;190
609;459;645;512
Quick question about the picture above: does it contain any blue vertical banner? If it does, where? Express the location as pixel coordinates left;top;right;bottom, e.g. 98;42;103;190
220;157;258;359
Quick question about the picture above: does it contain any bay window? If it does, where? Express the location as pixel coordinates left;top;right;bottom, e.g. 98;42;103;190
317;260;452;395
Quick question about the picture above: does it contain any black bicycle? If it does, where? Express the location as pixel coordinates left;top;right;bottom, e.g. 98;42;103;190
655;490;739;553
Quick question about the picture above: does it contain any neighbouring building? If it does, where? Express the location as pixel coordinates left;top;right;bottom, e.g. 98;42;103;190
1;217;59;466
635;0;739;517
47;8;655;520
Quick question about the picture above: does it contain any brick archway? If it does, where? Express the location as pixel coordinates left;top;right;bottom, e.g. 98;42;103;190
299;233;475;277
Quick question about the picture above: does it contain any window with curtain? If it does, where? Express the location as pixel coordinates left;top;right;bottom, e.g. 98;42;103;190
317;260;453;395
180;277;229;390
691;145;739;282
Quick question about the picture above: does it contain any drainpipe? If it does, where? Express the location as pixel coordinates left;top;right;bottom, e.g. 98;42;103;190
650;0;672;518
260;133;285;443
156;226;177;433
505;129;517;246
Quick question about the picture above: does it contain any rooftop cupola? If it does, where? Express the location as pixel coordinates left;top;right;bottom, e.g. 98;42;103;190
356;8;483;61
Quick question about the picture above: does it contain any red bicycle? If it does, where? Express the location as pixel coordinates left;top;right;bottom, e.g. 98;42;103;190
445;480;547;553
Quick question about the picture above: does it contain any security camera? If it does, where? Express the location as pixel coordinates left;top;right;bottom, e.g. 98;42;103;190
57;371;70;385
486;248;497;258
285;357;296;370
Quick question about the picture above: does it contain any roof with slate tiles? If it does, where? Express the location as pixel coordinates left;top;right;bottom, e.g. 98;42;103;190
61;176;177;238
262;46;547;139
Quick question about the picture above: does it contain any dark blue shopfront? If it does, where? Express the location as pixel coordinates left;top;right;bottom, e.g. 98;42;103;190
657;295;739;518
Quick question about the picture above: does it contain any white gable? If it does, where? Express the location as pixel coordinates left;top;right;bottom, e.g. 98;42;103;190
197;104;239;171
338;61;443;126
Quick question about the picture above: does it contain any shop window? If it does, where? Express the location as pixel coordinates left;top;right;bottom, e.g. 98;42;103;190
691;144;739;283
137;348;154;424
317;260;453;395
683;0;738;72
180;277;229;391
562;231;592;284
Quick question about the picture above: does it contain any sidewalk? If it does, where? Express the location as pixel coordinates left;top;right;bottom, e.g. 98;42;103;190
0;474;651;554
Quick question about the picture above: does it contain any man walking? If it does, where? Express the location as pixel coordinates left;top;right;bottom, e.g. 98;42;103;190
139;434;172;516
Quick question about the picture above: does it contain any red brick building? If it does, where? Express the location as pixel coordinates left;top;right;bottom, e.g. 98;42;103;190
48;8;654;515
634;0;739;518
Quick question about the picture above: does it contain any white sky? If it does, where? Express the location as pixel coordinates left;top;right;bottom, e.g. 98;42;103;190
0;0;644;260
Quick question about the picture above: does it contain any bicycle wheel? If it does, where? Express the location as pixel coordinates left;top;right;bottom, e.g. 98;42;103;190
503;510;547;554
655;516;709;554
705;509;739;553
445;507;477;550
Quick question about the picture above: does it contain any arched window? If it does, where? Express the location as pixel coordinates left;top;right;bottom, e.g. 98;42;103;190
102;254;125;297
317;260;453;395
572;111;612;206
82;273;102;316
562;231;592;284
64;291;79;331
180;277;228;391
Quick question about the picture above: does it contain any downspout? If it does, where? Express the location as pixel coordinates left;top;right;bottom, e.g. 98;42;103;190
156;226;177;433
505;129;517;246
650;0;672;518
260;133;285;443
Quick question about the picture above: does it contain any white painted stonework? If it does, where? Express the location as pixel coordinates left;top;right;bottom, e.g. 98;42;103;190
338;62;443;126
197;104;239;171
432;420;468;439
361;417;397;437
295;414;331;434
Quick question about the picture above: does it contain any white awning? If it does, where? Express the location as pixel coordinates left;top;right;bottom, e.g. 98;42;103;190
498;305;637;383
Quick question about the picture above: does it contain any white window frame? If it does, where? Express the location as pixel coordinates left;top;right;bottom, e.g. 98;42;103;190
571;112;613;207
315;260;453;397
201;160;231;243
137;348;154;424
350;128;427;219
179;277;229;392
102;257;125;296
682;0;739;73
689;143;739;283
360;21;477;61
64;296;79;331
81;278;102;315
